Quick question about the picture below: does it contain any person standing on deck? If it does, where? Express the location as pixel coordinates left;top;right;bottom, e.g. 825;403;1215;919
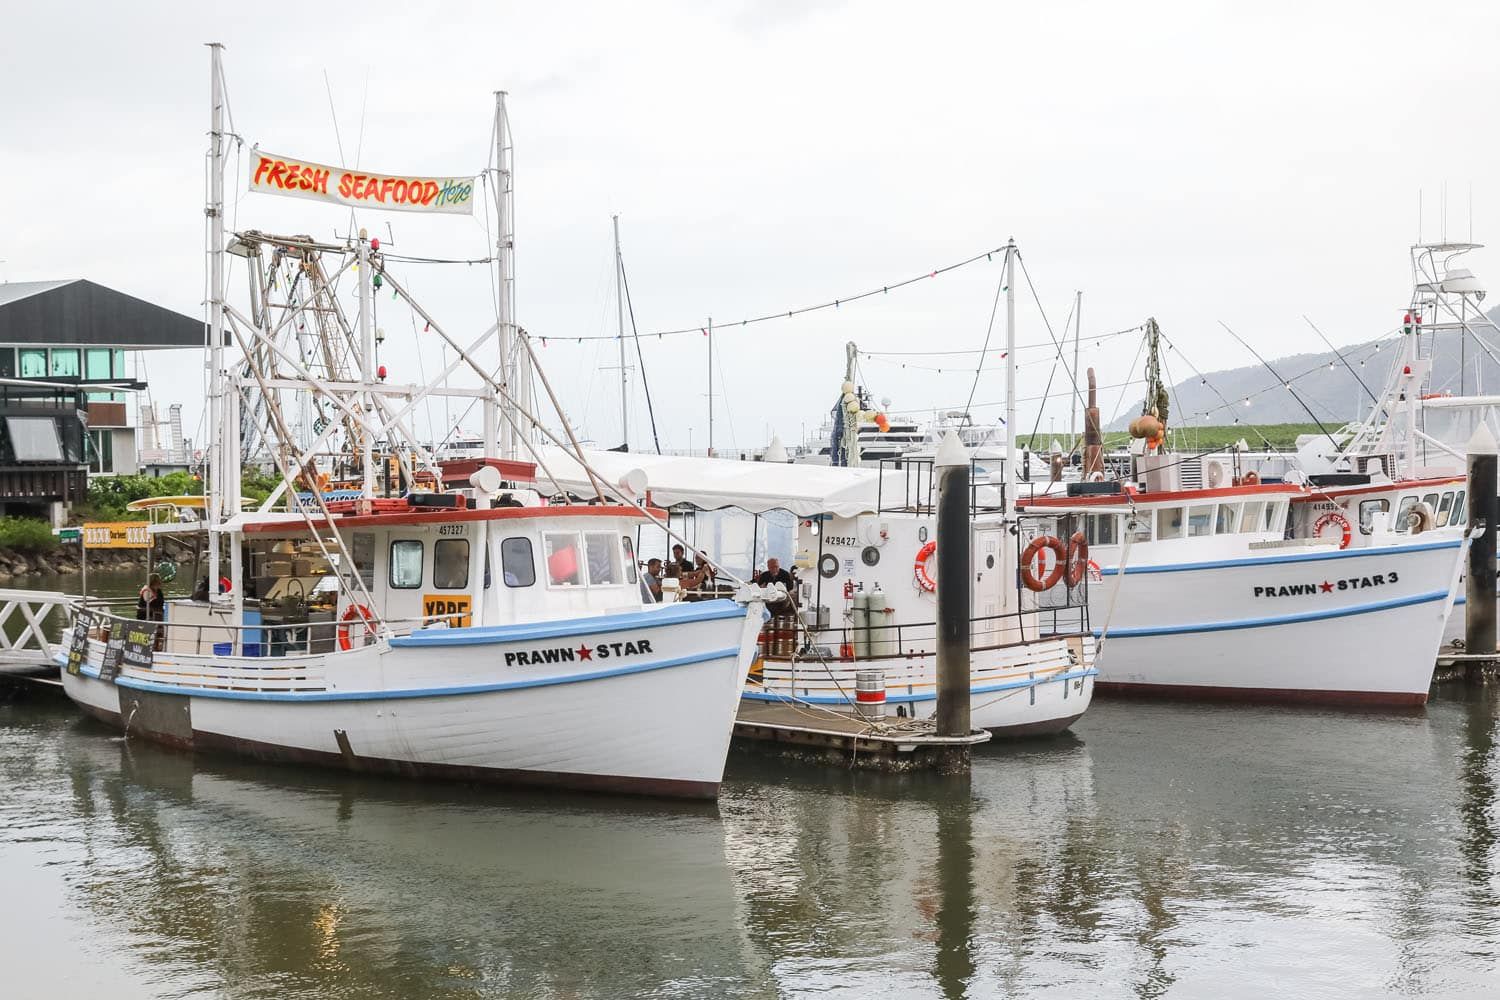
136;574;165;622
668;544;694;577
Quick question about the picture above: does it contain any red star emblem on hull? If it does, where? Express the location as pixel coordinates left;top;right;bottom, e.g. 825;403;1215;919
1320;580;1334;593
576;645;593;660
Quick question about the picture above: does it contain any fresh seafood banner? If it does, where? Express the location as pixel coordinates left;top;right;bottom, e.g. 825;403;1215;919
248;149;477;215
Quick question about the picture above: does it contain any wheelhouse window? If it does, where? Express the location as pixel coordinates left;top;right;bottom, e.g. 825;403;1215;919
1214;504;1241;534
501;537;535;587
1125;515;1151;543
584;532;622;585
433;538;470;589
351;532;376;590
1187;505;1214;537
389;540;423;589
1394;495;1418;533
1358;498;1389;534
1156;507;1184;540
544;532;582;586
1086;513;1118;546
1435;492;1455;527
1263;501;1284;533
1452;490;1467;526
621;537;638;584
1241;501;1265;533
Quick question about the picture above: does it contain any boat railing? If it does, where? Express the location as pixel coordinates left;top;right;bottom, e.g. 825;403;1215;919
765;604;1090;663
68;602;463;659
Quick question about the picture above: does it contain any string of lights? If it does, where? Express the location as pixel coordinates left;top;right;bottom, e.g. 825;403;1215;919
532;244;1007;345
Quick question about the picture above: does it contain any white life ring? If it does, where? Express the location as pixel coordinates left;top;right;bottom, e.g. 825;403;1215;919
1313;510;1352;549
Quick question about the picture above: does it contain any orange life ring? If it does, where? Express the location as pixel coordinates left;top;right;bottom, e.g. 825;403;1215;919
1021;535;1067;591
338;603;376;651
1313;510;1352;550
913;541;938;592
1242;471;1260;486
1087;559;1102;582
1065;531;1089;587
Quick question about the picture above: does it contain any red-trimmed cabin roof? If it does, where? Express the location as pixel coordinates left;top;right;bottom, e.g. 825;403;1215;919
241;503;664;534
1020;483;1305;510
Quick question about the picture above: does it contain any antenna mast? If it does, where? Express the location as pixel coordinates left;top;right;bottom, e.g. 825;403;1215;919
1004;241;1017;511
614;215;628;450
492;92;514;459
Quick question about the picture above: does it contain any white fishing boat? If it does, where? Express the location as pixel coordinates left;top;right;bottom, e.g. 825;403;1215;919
545;245;1098;737
1019;323;1467;707
58;46;765;800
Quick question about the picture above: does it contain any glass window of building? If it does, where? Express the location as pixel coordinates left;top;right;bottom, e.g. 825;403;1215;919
85;349;112;380
19;349;46;378
49;349;80;378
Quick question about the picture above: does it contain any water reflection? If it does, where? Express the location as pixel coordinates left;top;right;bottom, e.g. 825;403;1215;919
3;688;1500;998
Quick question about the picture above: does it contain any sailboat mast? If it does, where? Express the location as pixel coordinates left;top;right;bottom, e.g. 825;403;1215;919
1004;241;1017;512
493;91;514;460
206;42;226;588
707;317;713;457
614;214;628;450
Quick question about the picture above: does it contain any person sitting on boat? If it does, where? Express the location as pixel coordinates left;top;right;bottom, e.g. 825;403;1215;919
136;574;166;622
755;558;797;615
190;575;211;603
680;553;717;602
640;558;664;603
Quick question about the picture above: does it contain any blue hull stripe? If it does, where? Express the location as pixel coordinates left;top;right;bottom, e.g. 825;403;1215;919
1092;589;1450;639
74;646;741;702
743;667;1098;706
1098;537;1460;577
390;598;746;647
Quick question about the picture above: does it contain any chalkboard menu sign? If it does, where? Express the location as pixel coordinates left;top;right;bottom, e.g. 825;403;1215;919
120;623;157;673
64;611;91;676
98;629;126;682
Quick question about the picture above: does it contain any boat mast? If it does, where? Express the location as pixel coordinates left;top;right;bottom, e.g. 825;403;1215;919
707;317;714;457
1004;241;1017;512
206;42;226;590
1071;290;1081;449
614;214;628;450
492;91;514;460
357;231;376;496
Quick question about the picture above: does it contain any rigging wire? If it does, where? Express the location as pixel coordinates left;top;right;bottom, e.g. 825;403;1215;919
963;263;1007;418
619;250;663;454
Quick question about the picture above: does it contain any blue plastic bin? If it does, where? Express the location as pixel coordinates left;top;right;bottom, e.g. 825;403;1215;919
212;642;232;656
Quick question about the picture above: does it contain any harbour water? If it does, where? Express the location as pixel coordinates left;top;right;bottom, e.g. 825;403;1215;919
2;597;1497;999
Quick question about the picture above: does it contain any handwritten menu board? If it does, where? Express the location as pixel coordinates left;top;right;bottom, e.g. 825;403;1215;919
98;629;126;682
121;623;157;673
64;611;91;676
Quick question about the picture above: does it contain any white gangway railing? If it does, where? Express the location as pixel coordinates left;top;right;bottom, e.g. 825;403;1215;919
0;589;76;673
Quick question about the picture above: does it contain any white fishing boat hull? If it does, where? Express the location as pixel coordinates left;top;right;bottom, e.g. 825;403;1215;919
1090;538;1462;706
60;599;761;799
744;634;1097;736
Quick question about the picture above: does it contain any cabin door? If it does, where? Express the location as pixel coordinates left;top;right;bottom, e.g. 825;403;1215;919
973;526;1006;646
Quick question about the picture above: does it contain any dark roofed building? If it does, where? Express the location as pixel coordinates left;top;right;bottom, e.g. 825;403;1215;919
0;279;205;522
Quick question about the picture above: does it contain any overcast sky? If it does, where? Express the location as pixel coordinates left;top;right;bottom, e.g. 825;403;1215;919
3;1;1498;455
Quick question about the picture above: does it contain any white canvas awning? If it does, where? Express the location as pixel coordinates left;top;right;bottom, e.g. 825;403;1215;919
533;447;911;518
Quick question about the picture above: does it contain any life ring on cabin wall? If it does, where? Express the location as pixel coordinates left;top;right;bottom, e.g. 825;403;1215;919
1064;531;1089;587
913;541;938;592
1313;510;1352;550
1087;559;1102;583
1021;535;1067;592
1242;471;1260;486
338;603;376;651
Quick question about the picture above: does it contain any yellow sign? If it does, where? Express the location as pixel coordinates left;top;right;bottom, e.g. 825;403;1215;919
422;594;472;630
82;522;150;550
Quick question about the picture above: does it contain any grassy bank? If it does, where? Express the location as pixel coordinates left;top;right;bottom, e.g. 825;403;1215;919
1019;423;1324;452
